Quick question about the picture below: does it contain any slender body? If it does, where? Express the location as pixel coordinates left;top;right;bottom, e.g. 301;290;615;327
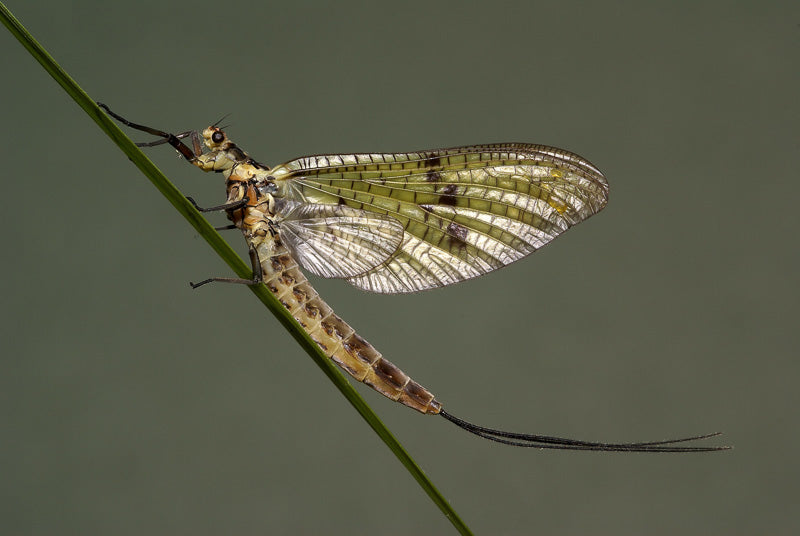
99;103;728;452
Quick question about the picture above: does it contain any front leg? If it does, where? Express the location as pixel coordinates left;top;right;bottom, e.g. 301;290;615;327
97;102;201;163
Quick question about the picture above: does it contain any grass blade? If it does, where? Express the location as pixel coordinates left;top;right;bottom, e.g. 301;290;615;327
0;3;473;534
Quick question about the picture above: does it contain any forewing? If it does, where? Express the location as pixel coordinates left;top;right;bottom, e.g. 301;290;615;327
280;203;404;279
270;144;608;293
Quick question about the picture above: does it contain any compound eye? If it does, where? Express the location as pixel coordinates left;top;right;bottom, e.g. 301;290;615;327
211;130;225;143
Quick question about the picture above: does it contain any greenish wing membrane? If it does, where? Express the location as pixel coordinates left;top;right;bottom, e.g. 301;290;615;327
273;144;608;294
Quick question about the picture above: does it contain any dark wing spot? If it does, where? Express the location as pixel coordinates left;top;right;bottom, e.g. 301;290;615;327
337;197;347;206
419;204;433;222
439;183;458;206
424;154;442;181
446;222;469;248
425;154;442;167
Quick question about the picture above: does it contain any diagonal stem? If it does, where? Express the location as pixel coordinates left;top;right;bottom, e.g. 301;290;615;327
0;3;474;535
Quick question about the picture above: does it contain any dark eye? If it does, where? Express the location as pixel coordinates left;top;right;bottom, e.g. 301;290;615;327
212;131;224;143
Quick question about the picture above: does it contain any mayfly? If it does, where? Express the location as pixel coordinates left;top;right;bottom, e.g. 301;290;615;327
99;103;727;452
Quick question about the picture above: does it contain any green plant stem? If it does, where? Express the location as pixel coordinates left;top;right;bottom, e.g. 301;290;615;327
1;3;473;535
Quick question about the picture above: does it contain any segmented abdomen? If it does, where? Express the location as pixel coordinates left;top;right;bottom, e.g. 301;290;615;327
256;240;441;414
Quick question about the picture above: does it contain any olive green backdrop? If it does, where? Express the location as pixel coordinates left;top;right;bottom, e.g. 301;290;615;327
2;1;797;534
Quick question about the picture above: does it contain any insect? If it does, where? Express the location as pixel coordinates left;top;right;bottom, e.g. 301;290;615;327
99;103;726;452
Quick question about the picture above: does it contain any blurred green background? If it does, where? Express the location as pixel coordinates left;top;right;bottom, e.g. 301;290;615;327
2;1;797;534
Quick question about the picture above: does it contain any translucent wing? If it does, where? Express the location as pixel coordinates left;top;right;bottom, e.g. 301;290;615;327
270;144;608;293
280;203;404;279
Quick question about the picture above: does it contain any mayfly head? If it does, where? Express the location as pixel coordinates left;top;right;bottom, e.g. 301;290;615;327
202;126;229;151
199;126;249;171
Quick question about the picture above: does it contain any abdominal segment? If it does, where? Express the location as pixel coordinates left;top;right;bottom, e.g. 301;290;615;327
257;241;441;414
